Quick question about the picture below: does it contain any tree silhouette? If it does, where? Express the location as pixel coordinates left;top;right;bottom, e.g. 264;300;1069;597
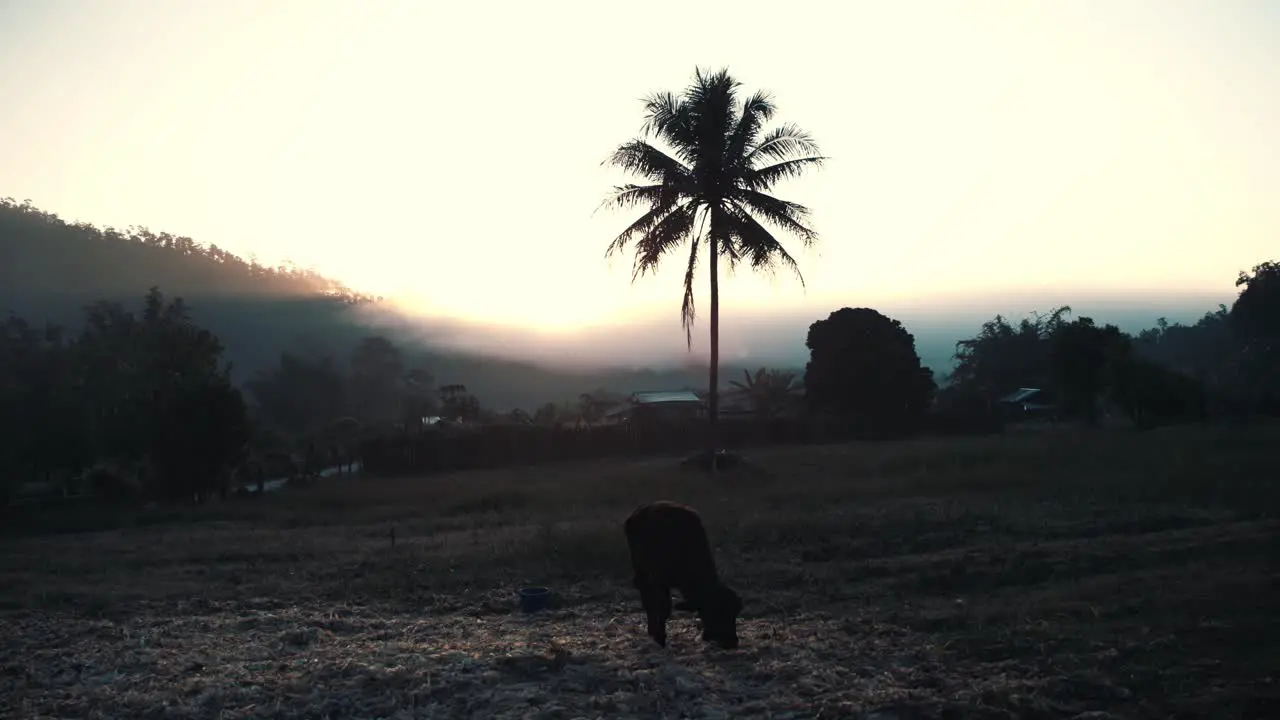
1111;357;1206;429
728;367;800;418
0;315;87;500
349;336;406;423
324;416;363;474
438;384;481;423
0;287;251;504
803;308;936;437
1131;308;1234;393
949;306;1072;400
1230;260;1280;410
1048;317;1130;425
601;67;825;462
150;380;251;502
246;352;348;439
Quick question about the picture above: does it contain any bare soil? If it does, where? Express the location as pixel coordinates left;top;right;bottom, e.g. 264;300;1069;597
2;423;1277;719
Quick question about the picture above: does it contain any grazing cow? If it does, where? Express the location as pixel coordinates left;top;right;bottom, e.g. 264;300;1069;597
624;501;742;649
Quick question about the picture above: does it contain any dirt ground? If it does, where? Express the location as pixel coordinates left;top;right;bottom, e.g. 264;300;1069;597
2;423;1277;719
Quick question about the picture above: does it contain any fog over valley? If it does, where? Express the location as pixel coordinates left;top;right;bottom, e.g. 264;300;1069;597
360;288;1234;381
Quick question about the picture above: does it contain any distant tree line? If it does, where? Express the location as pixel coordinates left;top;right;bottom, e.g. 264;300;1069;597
360;260;1280;476
5;260;1277;504
936;261;1280;428
4;191;1278;504
1;287;249;505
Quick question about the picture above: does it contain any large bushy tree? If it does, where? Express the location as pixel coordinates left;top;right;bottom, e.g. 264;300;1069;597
1111;356;1207;429
1048;316;1131;425
151;380;251;502
948;306;1072;400
1230;261;1280;410
803;307;936;437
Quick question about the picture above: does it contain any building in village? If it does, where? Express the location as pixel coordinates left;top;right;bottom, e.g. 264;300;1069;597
996;387;1058;422
595;390;707;427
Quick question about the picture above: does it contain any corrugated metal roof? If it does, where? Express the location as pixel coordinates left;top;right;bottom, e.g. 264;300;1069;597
999;387;1043;404
632;390;703;404
601;404;631;419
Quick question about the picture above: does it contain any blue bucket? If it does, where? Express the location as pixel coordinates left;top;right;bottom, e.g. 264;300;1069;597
518;586;552;613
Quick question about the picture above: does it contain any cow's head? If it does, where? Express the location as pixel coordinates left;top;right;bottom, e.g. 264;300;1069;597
698;583;742;649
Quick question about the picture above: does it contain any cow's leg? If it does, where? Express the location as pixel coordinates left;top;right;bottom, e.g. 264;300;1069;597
657;586;673;626
637;583;658;643
640;583;669;647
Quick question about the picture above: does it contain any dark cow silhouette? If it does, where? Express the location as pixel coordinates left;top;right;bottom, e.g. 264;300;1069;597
624;501;742;649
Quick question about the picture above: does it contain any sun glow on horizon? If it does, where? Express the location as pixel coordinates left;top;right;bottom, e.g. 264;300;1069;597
0;0;1276;331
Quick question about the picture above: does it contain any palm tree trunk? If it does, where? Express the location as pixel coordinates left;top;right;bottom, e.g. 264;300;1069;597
707;230;720;472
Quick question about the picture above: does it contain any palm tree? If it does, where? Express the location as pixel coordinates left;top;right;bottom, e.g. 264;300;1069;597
729;367;801;419
600;67;824;462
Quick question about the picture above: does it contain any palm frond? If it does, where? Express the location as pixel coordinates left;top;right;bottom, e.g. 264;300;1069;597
728;367;755;392
597;181;690;221
734;190;819;247
723;204;807;287
628;201;699;282
603;200;679;259
726;90;776;170
641;92;699;162
604;140;693;182
720;238;741;275
680;233;700;348
598;184;667;213
744;156;826;192
686;68;740;161
746;124;822;166
709;206;743;274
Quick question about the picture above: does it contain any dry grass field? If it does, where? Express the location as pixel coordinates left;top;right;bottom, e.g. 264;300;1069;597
2;422;1278;719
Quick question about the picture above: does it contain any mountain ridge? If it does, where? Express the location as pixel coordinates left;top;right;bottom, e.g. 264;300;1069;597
0;198;785;409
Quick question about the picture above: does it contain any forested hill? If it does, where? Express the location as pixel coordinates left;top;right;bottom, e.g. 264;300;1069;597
0;198;720;408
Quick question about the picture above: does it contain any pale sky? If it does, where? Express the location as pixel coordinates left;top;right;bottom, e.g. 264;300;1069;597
2;0;1277;346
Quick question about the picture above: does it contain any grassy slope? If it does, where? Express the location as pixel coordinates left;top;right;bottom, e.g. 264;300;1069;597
2;423;1277;718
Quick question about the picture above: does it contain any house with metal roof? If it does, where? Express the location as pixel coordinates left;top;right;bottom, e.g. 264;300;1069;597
997;387;1058;420
596;390;707;426
632;390;703;405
